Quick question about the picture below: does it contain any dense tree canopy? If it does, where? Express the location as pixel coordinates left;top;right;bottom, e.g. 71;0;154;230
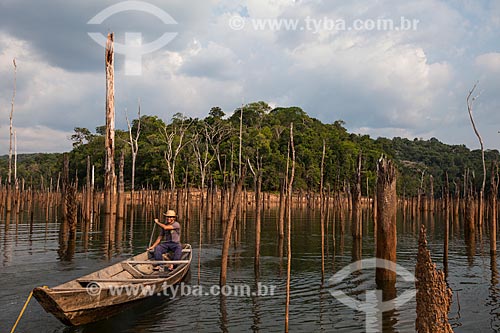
2;102;498;197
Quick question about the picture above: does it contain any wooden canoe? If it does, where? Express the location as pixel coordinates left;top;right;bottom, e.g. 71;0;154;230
33;243;192;326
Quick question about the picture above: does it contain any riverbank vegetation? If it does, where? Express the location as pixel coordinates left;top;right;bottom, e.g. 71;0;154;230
0;102;497;198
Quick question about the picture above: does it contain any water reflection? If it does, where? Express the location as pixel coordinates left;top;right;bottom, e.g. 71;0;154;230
0;201;499;332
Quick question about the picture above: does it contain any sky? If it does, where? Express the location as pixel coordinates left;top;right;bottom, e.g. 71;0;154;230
0;0;499;154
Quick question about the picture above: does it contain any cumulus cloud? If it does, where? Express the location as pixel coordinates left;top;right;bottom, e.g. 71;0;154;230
0;0;499;154
475;53;500;72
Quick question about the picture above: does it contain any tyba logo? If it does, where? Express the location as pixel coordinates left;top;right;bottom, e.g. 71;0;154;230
88;1;178;75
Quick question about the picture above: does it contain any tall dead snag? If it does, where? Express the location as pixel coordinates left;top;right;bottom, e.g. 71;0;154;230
278;180;286;238
104;33;117;215
285;123;296;333
163;114;191;207
464;176;475;237
375;157;397;284
125;103;141;201
66;182;77;236
220;168;246;286
429;175;434;214
61;154;69;221
351;151;362;238
248;158;262;275
320;140;326;283
415;224;453;333
467;81;485;227
490;162;498;255
443;173;450;275
117;150;125;219
7;58;17;212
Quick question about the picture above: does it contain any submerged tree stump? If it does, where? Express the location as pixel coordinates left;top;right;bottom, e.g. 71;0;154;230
376;157;397;283
104;32;117;215
415;224;453;333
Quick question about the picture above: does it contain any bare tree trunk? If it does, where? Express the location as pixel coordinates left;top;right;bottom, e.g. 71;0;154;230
467;82;485;227
320;140;326;283
285;123;296;333
352;151;362;238
254;173;262;275
7;59;17;213
416;224;453;333
220;168;246;286
126;102;141;201
86;156;91;222
117;150;125;219
429;175;434;214
490;162;498;255
376;157;397;284
443;173;449;276
104;33;117;215
278;180;286;238
238;106;243;177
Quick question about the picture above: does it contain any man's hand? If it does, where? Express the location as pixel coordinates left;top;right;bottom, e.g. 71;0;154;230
154;218;159;223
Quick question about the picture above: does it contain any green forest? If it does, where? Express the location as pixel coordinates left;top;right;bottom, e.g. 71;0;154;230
1;101;498;197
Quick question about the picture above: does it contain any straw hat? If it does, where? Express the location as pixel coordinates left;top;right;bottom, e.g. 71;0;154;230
163;210;176;218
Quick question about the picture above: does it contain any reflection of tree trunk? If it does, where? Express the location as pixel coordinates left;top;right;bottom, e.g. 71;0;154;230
378;279;398;333
278;180;285;238
219;294;228;333
278;236;284;277
490;254;499;310
220;169;245;286
465;192;475;238
352;237;362;262
376;157;397;284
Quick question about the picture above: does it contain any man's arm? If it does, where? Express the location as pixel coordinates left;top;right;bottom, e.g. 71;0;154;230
154;218;175;230
147;235;162;251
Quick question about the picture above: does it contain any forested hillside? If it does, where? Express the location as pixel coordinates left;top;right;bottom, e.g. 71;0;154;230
1;102;498;197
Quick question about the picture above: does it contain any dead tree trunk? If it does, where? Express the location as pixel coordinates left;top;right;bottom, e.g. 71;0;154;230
220;168;246;286
104;33;117;215
85;156;92;222
278;179;286;238
351;151;362;238
254;172;262;275
7;59;17;213
443;173;450;275
126;103;141;200
117;150;125;219
320;140;326;282
467;82;485;227
376;157;397;284
490;162;498;255
61;154;70;222
285;123;296;333
429;175;434;214
415;224;453;333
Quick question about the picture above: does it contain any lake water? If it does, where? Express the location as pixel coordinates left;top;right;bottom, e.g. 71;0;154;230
0;203;499;332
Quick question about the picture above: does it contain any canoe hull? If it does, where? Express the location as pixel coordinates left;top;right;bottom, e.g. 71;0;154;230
33;244;192;326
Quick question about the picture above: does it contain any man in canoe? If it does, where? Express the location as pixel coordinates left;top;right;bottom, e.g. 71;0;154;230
147;210;182;271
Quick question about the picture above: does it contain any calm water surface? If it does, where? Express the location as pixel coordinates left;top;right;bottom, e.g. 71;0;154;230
1;204;499;332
